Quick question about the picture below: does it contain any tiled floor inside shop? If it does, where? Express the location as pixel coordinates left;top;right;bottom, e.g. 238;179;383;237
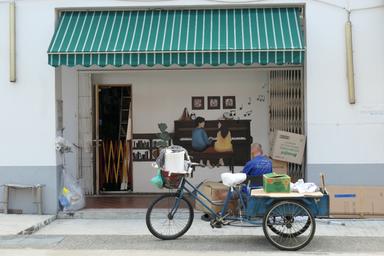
85;195;159;208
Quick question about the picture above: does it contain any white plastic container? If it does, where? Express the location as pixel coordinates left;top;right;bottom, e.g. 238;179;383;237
164;149;186;173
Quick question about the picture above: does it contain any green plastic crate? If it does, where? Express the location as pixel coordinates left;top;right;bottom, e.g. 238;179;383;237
263;173;291;193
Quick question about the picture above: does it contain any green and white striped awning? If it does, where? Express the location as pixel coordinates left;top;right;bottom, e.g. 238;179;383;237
48;8;304;67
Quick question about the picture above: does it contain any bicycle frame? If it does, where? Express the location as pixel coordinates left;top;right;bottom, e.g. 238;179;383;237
173;176;260;224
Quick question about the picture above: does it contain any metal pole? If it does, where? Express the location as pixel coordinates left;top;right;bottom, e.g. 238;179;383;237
9;1;16;82
345;13;355;104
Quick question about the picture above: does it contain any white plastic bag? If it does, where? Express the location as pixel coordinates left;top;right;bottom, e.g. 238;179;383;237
55;136;73;153
290;179;318;193
59;169;85;212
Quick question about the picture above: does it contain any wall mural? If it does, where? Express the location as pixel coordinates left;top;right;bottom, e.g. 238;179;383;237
135;87;270;170
173;95;259;169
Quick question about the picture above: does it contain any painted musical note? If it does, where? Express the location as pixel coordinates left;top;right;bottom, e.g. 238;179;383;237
262;82;268;89
256;95;265;102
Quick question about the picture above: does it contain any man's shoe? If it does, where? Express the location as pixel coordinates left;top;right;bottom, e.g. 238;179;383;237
201;213;212;222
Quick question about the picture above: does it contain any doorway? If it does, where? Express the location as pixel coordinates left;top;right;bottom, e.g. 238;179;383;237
95;84;133;194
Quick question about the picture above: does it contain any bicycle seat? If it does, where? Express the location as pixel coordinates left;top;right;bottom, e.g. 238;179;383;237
221;173;247;187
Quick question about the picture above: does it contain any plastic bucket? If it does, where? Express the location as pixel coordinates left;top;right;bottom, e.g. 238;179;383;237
164;149;185;173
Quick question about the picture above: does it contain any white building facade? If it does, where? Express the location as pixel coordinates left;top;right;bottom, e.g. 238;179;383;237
0;0;383;214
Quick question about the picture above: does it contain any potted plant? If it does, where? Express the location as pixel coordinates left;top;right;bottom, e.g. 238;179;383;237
152;123;172;158
156;123;171;148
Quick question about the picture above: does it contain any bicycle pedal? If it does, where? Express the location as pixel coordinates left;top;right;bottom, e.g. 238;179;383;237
210;219;223;229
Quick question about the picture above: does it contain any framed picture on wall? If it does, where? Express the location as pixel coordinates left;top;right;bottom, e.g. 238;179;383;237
192;96;204;110
207;96;221;110
223;96;236;109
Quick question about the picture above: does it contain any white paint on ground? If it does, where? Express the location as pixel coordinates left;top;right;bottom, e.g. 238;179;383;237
0;214;55;235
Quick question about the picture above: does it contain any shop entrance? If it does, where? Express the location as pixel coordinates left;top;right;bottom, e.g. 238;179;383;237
73;67;305;208
94;84;133;194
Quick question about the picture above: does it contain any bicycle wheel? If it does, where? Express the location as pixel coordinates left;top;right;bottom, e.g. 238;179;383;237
267;216;311;237
146;194;194;240
262;200;316;251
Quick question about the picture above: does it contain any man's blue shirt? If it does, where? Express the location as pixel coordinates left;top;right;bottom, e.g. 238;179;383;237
242;155;272;176
192;128;211;151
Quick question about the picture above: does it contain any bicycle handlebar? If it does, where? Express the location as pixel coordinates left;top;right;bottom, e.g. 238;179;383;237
188;162;205;176
189;162;205;168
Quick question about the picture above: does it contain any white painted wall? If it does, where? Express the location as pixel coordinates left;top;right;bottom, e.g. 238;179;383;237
77;73;94;195
304;0;384;164
60;68;94;194
0;1;58;166
61;68;78;175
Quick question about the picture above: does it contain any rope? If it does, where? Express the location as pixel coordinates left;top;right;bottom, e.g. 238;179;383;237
312;0;384;13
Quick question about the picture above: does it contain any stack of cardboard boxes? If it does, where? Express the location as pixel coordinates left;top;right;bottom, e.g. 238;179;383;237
270;130;384;218
270;130;306;175
271;159;289;175
267;130;304;194
195;181;238;214
326;186;384;217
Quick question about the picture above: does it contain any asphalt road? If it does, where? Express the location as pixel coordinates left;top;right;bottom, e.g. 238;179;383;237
1;234;384;255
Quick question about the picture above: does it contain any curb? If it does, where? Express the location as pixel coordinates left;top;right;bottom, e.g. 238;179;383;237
56;209;210;220
57;209;148;220
17;215;57;235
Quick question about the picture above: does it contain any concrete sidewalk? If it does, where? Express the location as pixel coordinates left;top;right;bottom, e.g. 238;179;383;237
0;214;56;235
35;217;384;237
0;249;383;256
37;208;384;237
1;209;384;255
2;209;384;238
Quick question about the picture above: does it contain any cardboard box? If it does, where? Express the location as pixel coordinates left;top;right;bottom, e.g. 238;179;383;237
327;186;362;216
263;173;291;193
195;181;238;214
361;188;384;215
327;186;384;217
272;159;288;174
270;130;306;164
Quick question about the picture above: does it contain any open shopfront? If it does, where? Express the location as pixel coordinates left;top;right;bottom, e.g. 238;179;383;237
50;7;306;196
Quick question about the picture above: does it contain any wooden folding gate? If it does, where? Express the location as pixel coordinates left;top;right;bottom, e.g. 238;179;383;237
269;69;305;181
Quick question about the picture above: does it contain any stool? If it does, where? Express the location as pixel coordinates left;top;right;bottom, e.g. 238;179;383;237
2;184;44;214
